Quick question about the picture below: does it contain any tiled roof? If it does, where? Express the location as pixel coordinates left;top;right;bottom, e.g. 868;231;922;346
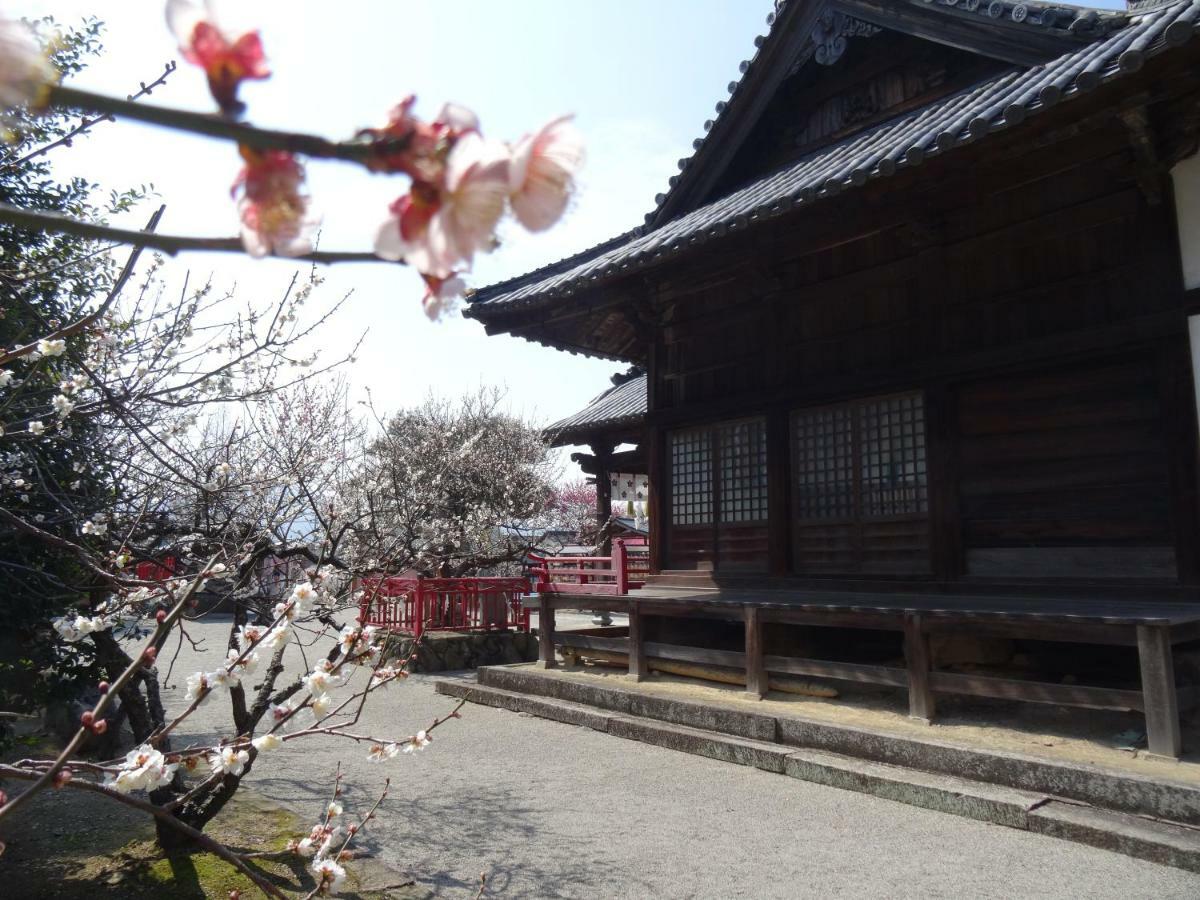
544;373;647;445
466;0;1200;317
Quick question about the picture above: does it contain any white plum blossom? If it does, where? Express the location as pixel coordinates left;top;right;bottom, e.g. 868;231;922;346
309;694;332;721
0;369;12;387
326;800;343;819
367;742;401;762
291;581;317;606
27;420;44;436
185;671;211;703
252;732;282;752
80;519;107;535
106;745;177;794
51;394;74;417
52;614;109;643
310;858;347;895
36;338;66;357
0;13;51;113
404;730;431;753
302;667;342;697
207;665;240;691
210;745;250;776
237;623;265;647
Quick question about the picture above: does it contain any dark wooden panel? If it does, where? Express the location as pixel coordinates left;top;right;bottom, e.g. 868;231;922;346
955;354;1176;580
965;547;1177;580
667;525;714;571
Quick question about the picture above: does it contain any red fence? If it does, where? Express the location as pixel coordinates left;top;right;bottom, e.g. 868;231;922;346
529;539;647;596
135;556;176;582
358;576;532;638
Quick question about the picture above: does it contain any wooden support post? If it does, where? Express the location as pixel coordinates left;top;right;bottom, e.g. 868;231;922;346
1137;624;1181;759
536;594;557;669
904;612;935;723
627;600;647;681
614;539;629;595
744;605;767;700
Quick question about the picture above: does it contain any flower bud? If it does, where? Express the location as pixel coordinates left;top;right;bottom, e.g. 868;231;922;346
156;610;167;624
79;711;94;728
92;718;108;735
97;681;109;694
143;647;157;664
53;769;72;789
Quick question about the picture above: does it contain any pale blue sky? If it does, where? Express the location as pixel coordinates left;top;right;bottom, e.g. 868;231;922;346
19;0;1127;443
16;0;774;437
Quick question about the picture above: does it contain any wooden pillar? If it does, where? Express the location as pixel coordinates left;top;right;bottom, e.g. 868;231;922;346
903;612;935;723
590;441;615;553
536;595;557;669
744;606;767;700
627;599;647;681
1137;624;1181;759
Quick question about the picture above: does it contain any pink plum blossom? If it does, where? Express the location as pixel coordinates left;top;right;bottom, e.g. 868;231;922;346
231;146;318;258
509;116;585;232
375;134;510;283
166;0;269;114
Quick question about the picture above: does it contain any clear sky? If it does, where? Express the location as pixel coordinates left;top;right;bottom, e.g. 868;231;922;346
17;1;1127;446
14;0;777;444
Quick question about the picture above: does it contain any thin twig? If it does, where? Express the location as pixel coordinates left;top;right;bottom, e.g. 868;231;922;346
0;205;165;367
2;62;177;173
0;202;395;265
47;83;409;166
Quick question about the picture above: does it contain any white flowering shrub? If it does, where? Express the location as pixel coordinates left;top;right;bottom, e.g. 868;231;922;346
0;5;583;896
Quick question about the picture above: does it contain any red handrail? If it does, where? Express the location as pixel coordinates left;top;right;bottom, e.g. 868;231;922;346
358;575;532;636
530;539;642;596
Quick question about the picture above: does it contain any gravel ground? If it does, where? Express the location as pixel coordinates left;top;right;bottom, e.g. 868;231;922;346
164;615;1200;899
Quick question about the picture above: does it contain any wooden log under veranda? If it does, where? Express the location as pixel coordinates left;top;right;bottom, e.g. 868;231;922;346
560;646;838;698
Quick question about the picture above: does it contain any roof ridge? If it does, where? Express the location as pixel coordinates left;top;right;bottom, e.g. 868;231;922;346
645;0;1134;230
466;0;1200;330
466;229;640;305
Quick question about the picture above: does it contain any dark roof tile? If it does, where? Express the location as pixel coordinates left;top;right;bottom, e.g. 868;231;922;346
466;0;1199;318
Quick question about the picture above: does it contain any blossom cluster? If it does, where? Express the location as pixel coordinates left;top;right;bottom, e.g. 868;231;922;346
161;1;582;317
105;744;178;794
288;801;348;894
369;101;584;319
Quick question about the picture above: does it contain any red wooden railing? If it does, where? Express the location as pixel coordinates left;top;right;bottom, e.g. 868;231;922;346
357;576;532;638
529;539;647;596
135;556;176;582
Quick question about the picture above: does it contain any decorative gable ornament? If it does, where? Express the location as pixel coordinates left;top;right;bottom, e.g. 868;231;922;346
791;10;882;74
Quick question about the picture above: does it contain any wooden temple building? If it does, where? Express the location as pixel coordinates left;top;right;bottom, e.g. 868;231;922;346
544;369;649;538
465;0;1200;758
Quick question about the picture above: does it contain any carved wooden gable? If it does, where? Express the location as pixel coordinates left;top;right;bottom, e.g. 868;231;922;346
704;25;1007;202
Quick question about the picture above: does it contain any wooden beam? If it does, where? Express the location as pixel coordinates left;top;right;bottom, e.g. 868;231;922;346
904;612;936;723
744;606;767;700
627;600;647;682
1137;624;1182;759
537;594;557;669
929;672;1145;713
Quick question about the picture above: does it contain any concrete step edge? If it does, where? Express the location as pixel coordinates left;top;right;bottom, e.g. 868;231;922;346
438;677;1200;874
475;664;1200;827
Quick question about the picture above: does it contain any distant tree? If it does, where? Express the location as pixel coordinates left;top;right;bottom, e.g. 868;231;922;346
349;388;556;576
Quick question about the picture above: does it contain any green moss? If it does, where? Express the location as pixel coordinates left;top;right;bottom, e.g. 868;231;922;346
1;786;429;899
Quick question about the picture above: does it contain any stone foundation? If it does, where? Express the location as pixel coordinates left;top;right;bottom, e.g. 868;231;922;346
383;630;538;673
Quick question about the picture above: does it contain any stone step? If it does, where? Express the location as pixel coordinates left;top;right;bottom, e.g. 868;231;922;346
435;677;1200;873
473;664;1200;827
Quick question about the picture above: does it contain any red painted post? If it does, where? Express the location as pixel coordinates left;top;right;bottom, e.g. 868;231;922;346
414;578;424;640
614;539;629;595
